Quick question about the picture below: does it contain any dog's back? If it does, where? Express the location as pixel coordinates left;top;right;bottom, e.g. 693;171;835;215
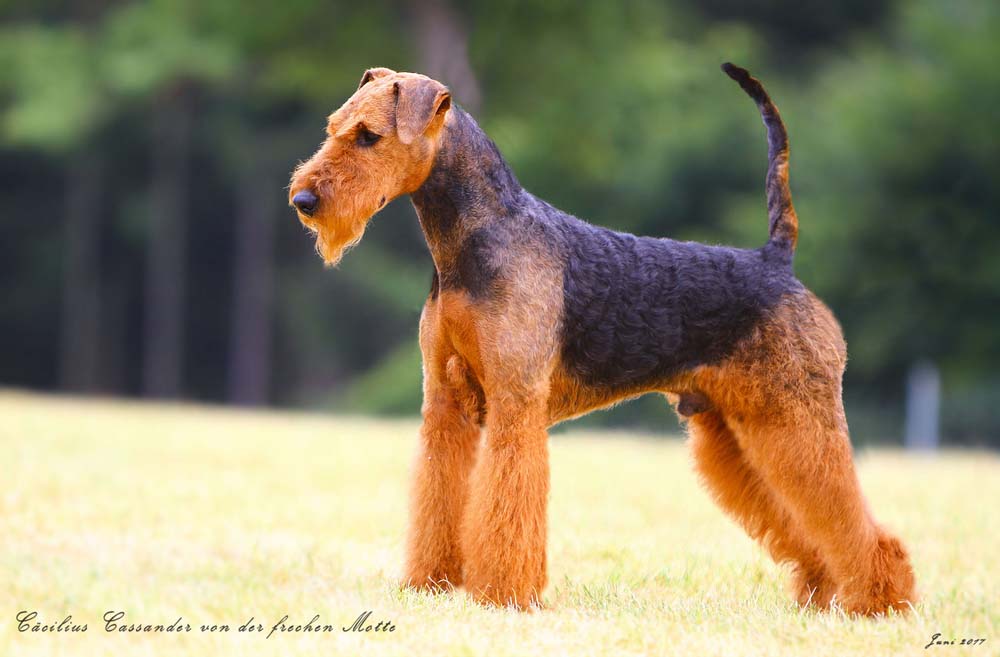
550;216;802;391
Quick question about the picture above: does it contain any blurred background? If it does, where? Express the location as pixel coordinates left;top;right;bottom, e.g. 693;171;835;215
0;0;996;446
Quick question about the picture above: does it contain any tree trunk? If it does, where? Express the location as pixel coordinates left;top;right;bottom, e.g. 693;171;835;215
407;0;482;113
59;148;104;392
100;277;127;394
227;140;276;406
142;84;193;399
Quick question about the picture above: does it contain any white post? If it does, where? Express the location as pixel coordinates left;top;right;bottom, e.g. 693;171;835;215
904;360;940;451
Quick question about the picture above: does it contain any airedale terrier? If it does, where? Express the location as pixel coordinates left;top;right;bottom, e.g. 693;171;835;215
288;63;916;615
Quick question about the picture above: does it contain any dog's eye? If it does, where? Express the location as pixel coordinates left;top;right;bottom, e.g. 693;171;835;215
356;128;382;147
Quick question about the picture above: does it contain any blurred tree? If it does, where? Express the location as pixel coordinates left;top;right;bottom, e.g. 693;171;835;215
201;0;406;405
0;0;996;443
141;82;195;398
683;0;891;56
0;20;110;393
99;0;237;398
407;0;481;112
225;127;280;405
718;0;1000;442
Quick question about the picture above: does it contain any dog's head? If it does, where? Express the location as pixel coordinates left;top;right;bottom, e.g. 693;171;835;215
288;68;451;266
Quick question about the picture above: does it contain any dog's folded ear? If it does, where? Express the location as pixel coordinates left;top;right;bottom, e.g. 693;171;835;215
394;76;451;144
358;67;396;89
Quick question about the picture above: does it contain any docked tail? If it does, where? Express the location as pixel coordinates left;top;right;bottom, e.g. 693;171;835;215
722;62;798;252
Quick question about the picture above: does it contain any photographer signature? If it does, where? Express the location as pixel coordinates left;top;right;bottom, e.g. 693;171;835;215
925;633;987;649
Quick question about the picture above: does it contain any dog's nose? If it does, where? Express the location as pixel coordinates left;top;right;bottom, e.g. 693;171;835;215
292;190;319;216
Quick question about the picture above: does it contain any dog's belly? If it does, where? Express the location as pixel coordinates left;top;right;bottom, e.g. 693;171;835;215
555;220;802;393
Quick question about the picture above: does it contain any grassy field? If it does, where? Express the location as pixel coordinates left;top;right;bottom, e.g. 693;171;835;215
1;390;997;656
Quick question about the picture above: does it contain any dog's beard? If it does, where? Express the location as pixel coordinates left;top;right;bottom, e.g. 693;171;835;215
316;218;367;267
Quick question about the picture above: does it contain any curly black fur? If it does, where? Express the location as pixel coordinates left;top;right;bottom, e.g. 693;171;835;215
412;66;802;392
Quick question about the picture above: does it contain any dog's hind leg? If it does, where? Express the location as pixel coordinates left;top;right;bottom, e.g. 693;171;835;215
696;293;917;615
733;401;916;615
688;410;836;608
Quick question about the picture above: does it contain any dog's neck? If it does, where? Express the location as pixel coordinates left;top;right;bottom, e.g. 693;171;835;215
410;107;525;270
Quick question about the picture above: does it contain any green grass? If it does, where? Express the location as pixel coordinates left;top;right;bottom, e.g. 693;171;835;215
2;390;997;656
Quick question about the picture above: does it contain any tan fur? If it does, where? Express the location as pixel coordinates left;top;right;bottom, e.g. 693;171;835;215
289;70;450;266
289;69;916;616
688;293;916;614
408;244;563;608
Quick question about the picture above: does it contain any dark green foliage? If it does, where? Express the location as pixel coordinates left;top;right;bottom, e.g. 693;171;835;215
0;0;996;443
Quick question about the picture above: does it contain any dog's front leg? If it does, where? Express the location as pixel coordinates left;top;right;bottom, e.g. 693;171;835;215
460;393;549;609
403;379;481;591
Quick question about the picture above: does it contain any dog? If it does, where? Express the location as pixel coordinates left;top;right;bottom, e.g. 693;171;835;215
287;63;916;615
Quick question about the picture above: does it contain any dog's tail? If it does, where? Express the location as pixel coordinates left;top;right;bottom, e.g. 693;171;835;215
721;62;798;253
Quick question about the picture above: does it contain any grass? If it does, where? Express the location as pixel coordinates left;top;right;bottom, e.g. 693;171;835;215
1;389;998;657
